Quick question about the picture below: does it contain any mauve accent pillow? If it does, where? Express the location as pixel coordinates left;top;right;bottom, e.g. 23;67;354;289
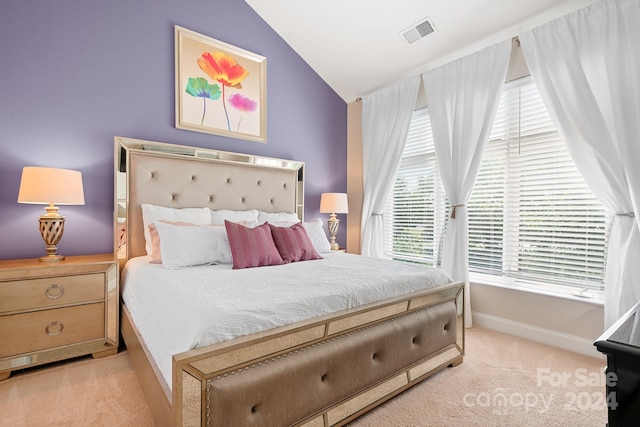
270;223;322;263
224;220;284;269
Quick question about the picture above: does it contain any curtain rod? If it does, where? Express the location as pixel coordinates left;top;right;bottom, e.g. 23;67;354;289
356;36;521;102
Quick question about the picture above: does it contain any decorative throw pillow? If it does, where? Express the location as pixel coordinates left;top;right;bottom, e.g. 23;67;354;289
270;223;322;263
153;221;234;269
141;204;211;258
224;220;284;269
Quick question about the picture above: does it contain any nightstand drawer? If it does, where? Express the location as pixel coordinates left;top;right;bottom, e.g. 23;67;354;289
0;273;104;313
0;303;105;358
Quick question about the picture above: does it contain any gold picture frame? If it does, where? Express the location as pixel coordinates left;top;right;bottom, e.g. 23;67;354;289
175;26;267;143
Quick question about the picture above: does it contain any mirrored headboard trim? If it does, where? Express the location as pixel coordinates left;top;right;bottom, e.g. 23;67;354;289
114;136;304;260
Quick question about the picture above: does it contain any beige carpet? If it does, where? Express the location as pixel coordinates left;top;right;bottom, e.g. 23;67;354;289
350;327;607;427
0;327;607;426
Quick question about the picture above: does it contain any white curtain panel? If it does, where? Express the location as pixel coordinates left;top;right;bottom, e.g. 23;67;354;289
360;76;420;257
422;41;511;328
519;0;640;328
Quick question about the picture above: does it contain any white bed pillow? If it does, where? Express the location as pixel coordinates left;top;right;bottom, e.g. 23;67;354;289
303;219;332;253
210;209;259;225
141;204;211;257
258;211;301;224
153;221;233;269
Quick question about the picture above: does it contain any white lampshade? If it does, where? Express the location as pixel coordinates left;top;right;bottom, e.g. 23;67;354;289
320;193;348;214
18;167;85;205
17;166;85;262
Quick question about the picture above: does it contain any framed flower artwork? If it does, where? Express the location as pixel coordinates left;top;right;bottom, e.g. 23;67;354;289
175;26;267;143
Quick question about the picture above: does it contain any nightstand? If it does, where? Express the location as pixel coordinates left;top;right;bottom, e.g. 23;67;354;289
0;254;118;380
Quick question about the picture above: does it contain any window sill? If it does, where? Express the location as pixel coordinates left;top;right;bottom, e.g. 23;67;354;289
469;272;604;306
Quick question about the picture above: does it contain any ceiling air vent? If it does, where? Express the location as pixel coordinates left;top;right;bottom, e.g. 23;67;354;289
401;17;436;45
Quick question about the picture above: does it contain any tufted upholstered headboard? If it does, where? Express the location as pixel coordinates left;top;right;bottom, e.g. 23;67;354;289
114;136;304;261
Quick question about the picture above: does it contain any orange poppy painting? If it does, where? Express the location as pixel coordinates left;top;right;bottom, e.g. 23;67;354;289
175;26;267;143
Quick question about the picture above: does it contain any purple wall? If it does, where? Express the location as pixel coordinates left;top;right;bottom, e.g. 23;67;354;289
0;0;347;260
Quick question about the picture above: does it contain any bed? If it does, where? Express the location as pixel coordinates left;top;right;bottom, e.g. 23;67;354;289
114;136;465;426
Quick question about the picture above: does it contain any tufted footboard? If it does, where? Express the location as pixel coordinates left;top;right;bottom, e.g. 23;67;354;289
172;281;464;426
207;301;456;426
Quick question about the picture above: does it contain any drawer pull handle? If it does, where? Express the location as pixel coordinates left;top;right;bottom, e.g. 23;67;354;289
45;284;64;299
45;321;64;336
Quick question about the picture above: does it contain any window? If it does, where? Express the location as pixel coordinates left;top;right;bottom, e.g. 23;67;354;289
384;77;608;294
383;108;448;266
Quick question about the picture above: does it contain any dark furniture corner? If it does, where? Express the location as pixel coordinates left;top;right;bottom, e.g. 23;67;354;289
595;300;640;427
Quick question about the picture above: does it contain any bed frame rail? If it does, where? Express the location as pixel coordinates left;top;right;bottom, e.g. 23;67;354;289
173;281;464;426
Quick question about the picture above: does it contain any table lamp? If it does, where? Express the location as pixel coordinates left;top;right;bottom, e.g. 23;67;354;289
319;192;348;251
17;166;85;262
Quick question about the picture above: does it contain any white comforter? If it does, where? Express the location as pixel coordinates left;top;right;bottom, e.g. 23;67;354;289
121;253;452;388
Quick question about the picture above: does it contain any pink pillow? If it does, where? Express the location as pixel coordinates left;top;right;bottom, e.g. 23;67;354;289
224;220;284;269
270;223;322;263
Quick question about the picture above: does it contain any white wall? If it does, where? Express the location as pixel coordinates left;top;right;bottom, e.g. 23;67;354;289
471;282;604;358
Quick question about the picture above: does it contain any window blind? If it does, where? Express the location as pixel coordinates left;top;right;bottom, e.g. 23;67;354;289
469;79;608;289
383;108;447;265
385;77;608;293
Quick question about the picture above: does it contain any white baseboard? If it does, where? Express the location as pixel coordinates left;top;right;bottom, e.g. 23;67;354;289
472;311;604;359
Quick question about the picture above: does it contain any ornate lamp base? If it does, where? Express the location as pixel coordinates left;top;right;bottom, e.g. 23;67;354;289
39;213;65;262
327;214;340;251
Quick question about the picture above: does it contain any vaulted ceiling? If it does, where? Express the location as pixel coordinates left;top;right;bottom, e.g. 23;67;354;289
246;0;599;102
